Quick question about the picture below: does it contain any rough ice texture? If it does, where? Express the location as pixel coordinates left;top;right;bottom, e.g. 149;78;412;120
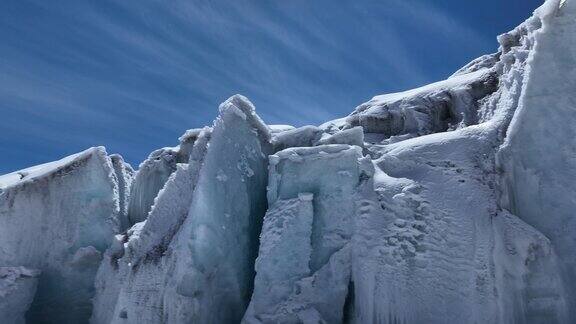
110;154;134;232
0;267;40;324
344;3;571;323
268;125;295;134
346;68;498;141
126;147;179;225
244;145;364;323
91;127;213;324
2;1;576;323
316;126;365;147
352;126;566;323
272;125;323;152
91;95;273;324
244;195;315;323
342;2;571;323
178;128;204;161
126;128;203;226
0;147;121;323
497;0;576;320
272;125;365;152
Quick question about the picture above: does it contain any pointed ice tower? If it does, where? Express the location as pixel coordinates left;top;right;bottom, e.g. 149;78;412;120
125;127;203;228
91;95;272;324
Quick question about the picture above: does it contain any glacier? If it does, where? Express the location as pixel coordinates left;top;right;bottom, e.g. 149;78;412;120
91;95;273;324
1;0;576;323
0;147;127;323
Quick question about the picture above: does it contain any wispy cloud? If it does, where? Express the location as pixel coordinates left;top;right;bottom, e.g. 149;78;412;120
0;0;499;172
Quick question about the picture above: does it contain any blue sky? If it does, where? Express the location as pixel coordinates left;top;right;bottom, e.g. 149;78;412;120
0;0;542;173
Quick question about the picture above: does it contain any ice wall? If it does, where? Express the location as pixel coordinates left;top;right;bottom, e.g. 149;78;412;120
244;145;366;323
126;147;180;225
110;154;134;232
498;0;576;320
1;1;574;323
0;147;121;323
346;69;498;140
350;125;567;323
272;125;365;152
126;128;202;226
272;125;323;151
91;95;272;324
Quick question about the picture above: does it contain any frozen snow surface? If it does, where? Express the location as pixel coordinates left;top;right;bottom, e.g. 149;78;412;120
2;0;576;323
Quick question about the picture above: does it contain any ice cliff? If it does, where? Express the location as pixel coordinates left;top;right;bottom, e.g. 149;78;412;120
1;0;576;323
0;147;131;323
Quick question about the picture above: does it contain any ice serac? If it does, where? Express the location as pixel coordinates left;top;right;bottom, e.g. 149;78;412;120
244;145;366;323
126;128;202;226
316;126;364;147
0;147;121;323
91;127;213;324
498;0;576;320
126;148;179;225
166;95;271;323
91;95;272;324
268;124;296;134
339;1;571;322
272;125;365;153
0;267;40;324
272;125;322;152
346;67;498;142
3;1;576;323
493;211;567;323
350;125;566;323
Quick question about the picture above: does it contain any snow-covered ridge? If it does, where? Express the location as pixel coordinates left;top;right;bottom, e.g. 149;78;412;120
2;0;576;323
362;68;492;107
